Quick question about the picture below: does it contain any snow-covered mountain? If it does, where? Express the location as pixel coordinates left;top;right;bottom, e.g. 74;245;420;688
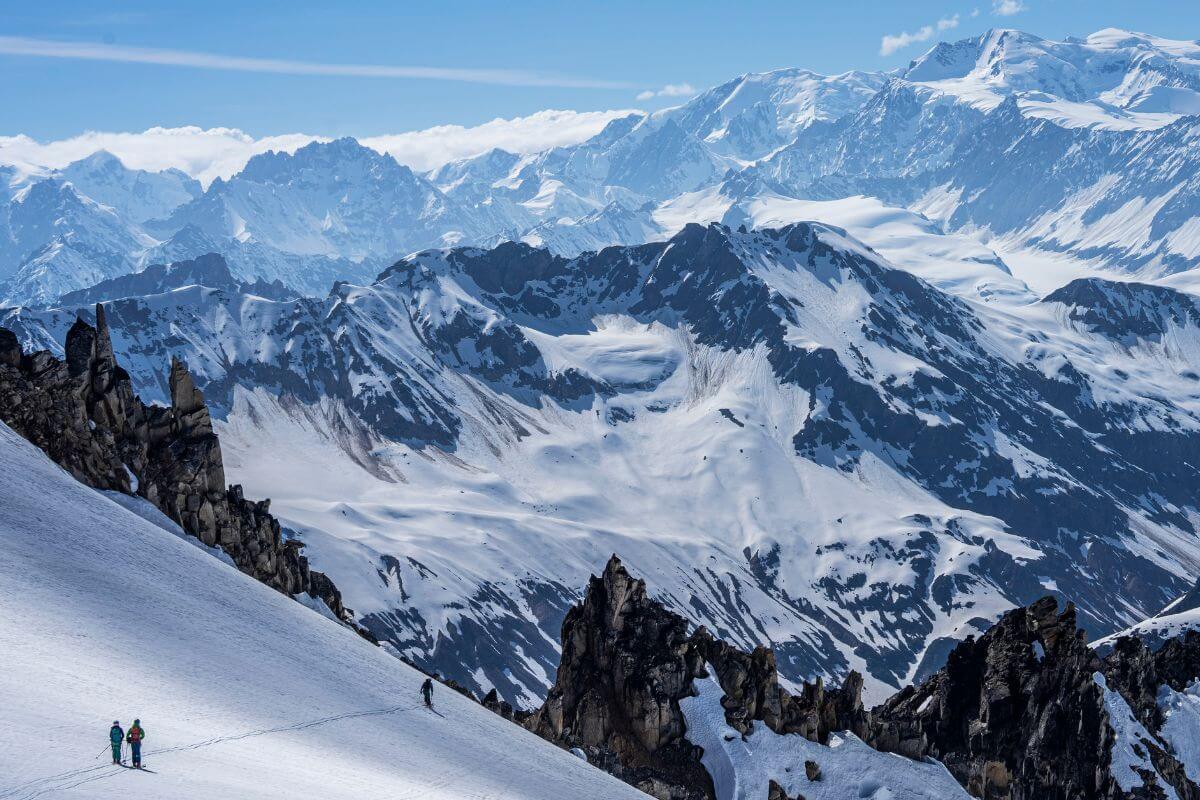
147;138;483;289
57;149;202;224
4;24;1200;714
0;179;152;305
9;219;1200;707
6;27;1199;306
0;421;646;799
904;28;1200;126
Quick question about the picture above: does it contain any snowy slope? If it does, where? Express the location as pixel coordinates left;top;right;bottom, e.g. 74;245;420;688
57;150;201;224
0;422;647;800
905;28;1200;129
1095;576;1200;651
0;179;151;303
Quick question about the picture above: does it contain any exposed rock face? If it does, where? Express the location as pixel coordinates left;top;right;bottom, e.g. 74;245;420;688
533;558;1200;800
869;598;1118;799
693;630;867;744
870;597;1200;800
1105;631;1200;732
891;615;1200;800
526;555;713;800
57;252;298;306
0;305;352;620
526;556;869;800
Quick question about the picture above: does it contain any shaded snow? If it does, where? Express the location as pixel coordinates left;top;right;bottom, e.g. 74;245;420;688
1160;680;1200;784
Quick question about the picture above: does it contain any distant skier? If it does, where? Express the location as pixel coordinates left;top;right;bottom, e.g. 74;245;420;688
126;719;146;768
108;721;124;764
421;677;434;708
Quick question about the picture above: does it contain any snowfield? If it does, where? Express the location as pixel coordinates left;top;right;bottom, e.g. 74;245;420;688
0;422;647;800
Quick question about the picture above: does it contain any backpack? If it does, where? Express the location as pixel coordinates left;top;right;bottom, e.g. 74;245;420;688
127;725;144;744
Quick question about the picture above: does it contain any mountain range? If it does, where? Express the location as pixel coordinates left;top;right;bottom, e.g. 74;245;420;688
8;216;1200;707
5;27;1200;307
4;25;1200;712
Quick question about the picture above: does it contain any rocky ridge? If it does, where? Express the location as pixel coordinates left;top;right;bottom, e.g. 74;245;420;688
0;304;352;620
529;556;1200;800
525;555;869;800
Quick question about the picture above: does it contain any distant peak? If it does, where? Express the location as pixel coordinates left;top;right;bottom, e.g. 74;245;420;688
74;149;124;169
237;137;403;183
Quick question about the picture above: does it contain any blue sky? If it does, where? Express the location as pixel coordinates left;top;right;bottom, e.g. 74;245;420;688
2;0;1197;140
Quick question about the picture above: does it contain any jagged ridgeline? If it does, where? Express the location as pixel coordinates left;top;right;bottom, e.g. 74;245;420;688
10;217;1200;709
0;305;356;626
524;555;1200;800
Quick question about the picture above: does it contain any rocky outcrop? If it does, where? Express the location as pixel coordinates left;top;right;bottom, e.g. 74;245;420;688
767;780;800;800
693;630;867;744
525;556;870;800
481;688;531;723
0;305;353;621
532;557;1200;800
870;597;1200;800
1104;631;1200;732
525;555;713;800
869;598;1118;799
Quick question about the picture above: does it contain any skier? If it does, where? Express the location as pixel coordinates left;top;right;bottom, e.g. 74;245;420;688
108;721;124;764
126;718;146;769
421;677;434;708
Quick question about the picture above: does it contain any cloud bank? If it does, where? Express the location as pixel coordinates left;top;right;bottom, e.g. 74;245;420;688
880;15;960;56
362;109;638;172
0;109;640;185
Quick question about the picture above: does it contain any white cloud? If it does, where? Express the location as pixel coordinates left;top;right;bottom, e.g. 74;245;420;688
0;36;630;90
635;83;696;102
0;128;318;187
992;0;1026;15
0;110;638;186
880;15;959;56
363;109;639;172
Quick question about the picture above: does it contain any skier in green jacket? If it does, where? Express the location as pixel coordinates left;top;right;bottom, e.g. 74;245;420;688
109;721;124;764
126;719;146;768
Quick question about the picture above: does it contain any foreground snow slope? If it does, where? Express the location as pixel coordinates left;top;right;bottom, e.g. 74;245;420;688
0;423;646;800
